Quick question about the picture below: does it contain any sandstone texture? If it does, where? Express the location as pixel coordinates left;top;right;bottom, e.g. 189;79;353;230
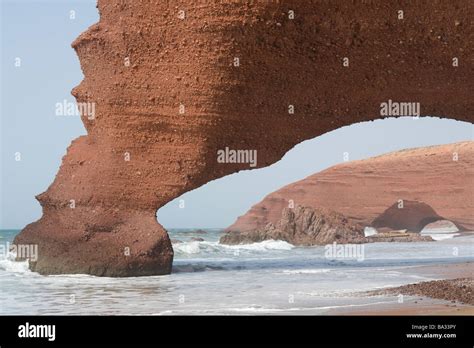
221;205;366;245
228;142;474;236
220;204;433;245
14;1;474;276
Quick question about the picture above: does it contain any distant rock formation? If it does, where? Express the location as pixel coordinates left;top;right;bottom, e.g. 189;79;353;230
221;205;365;245
364;228;433;243
228;142;474;235
372;200;460;233
13;1;474;276
220;204;432;245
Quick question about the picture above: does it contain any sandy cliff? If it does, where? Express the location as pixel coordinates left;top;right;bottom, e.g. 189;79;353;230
227;142;474;234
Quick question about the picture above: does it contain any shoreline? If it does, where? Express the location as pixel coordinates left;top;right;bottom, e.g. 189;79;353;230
327;261;474;315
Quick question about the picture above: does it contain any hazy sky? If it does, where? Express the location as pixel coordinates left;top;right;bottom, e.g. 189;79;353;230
1;1;472;229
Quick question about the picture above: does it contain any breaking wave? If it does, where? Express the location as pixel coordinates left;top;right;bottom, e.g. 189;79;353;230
173;239;294;255
0;251;30;273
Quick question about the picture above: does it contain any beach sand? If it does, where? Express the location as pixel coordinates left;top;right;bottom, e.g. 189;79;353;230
328;261;474;315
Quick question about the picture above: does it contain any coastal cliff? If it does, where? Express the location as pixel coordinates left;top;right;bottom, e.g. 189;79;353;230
14;1;474;276
227;142;474;236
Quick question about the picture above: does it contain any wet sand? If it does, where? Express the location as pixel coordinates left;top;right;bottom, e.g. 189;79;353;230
328;261;474;315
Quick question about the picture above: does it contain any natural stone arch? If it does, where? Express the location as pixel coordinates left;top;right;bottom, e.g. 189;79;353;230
14;1;474;276
372;200;466;233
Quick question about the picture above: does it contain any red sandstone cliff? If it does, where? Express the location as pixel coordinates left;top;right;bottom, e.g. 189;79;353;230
227;142;474;233
14;1;474;276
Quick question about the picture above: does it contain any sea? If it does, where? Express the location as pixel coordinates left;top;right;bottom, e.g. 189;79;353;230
0;229;472;315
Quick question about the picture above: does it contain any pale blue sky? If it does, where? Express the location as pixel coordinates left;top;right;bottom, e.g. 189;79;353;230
1;1;472;229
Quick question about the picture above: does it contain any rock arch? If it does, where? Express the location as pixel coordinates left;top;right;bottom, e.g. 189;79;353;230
371;200;464;233
14;1;474;275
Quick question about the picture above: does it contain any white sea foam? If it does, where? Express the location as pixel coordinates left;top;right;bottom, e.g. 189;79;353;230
173;241;203;254
0;251;30;273
153;310;174;315
227;306;284;313
364;227;378;237
220;239;294;251
421;221;460;240
225;300;399;314
280;269;331;275
173;239;294;255
423;233;460;241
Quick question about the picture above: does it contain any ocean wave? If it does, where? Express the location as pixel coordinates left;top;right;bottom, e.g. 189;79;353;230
172;264;225;273
0;252;30;273
222;240;294;251
173;241;204;254
422;233;460;241
227;306;285;313
172;239;294;255
280;269;331;275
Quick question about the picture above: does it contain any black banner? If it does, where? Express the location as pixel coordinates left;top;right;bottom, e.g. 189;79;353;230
0;315;472;347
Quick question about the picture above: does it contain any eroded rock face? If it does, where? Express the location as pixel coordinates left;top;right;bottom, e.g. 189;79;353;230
220;204;432;245
228;142;474;235
220;205;365;245
14;1;474;276
371;200;453;233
